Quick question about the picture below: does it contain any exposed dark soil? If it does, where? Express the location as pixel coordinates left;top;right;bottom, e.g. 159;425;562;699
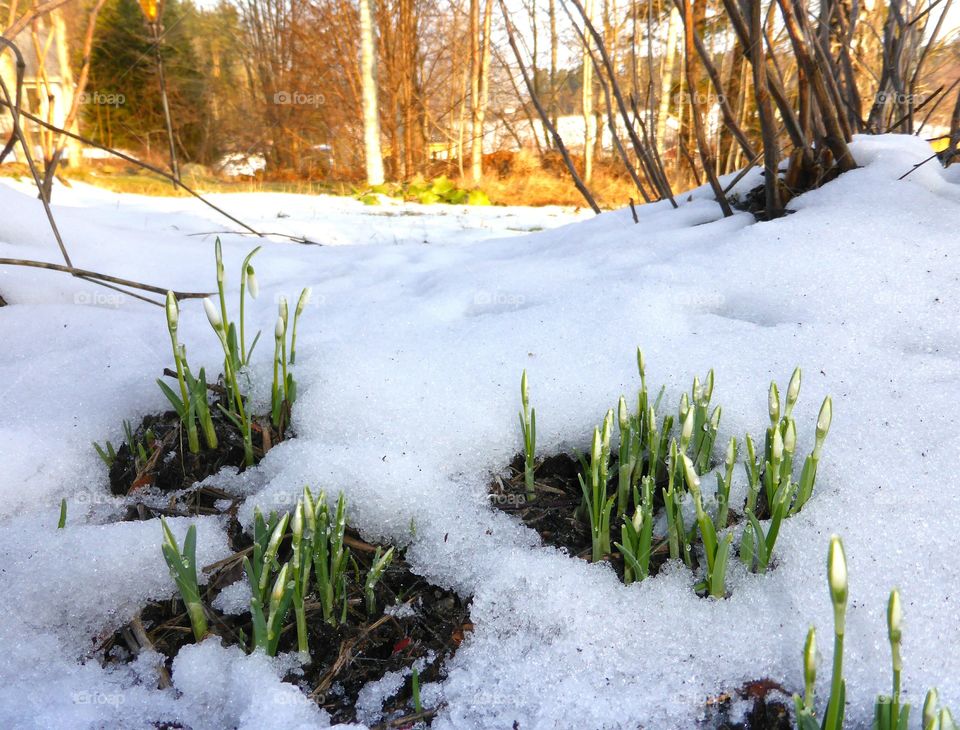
489;452;787;729
702;679;792;730
0;292;7;306
102;514;470;727
108;406;280;501
100;403;470;727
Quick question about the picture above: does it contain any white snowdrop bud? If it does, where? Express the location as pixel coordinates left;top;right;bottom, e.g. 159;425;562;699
704;369;715;401
631;508;643;532
725;437;736;467
602;409;613;449
693;376;702;404
827;536;848;625
246;265;259;299
296;287;311;315
817;396;833;443
783;419;797;454
803;627;817;691
681;408;694;444
215;240;225;283
679;392;689;419
520;370;529;408
278;295;289;323
165;291;179;332
888;589;902;644
942;708;958;730
924;689;940;729
591;427;602;463
786;367;802;410
769;382;781;424
275;315;285;340
636;348;646;380
681;454;700;494
203;297;223;331
710;406;721;430
772;427;784;461
618;396;629;431
647;405;657;435
270;563;290;612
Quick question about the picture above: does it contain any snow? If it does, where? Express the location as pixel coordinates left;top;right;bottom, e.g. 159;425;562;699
0;134;958;728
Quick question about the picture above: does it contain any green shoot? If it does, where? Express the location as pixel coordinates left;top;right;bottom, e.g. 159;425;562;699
519;369;536;501
290;287;311;365
57;499;67;528
160;519;207;642
314;491;350;625
205;295;254;466
412;666;423;714
93;439;117;467
238;246;262;364
715;436;736;529
291;499;312;657
793;627;818;730
365;545;395;615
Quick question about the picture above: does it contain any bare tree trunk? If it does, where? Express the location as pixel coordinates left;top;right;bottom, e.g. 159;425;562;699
656;6;680;154
581;0;596;182
470;0;492;184
359;0;385;184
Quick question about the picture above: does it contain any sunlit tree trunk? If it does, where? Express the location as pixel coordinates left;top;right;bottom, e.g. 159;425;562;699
359;0;385;184
581;0;596;182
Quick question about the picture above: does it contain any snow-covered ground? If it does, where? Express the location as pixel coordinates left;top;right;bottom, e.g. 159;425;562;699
0;135;957;729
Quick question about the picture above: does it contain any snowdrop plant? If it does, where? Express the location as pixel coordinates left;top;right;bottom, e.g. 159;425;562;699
243;508;292;655
238;246;262;365
158;291;200;454
615;475;654;584
683;455;732;598
365;545;396;615
204;295;254;465
578;412;615;562
874;589;910;730
289;286;311;365
313;491;350;625
795;538;953;730
160;519;207;642
519;369;536;501
924;690;958;730
270;291;305;429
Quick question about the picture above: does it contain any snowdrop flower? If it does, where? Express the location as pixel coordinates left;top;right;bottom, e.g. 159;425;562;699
693;376;703;404
681;407;694;448
924;690;940;729
888;588;902;644
704;369;714;401
295;286;311;315
768;382;781;424
203;297;223;331
710;406;721;432
590;428;602;464
682;454;700;495
828;535;848;631
679;392;689;420
636;347;646;381
816;396;833;443
772;426;784;461
631;508;643;532
786;366;802;413
278;295;289;326
802;627;817;703
165;291;179;332
618;396;629;431
521;369;530;409
245;265;259;299
725;437;736;467
783;418;797;454
275;315;285;340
